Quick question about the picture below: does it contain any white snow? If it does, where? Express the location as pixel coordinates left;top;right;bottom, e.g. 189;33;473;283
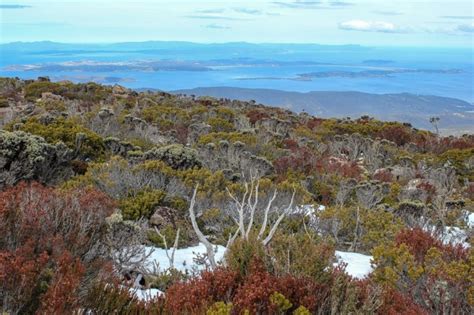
468;212;474;228
441;226;469;247
141;243;226;273
123;244;226;301
295;204;325;216
129;288;163;301
335;251;373;279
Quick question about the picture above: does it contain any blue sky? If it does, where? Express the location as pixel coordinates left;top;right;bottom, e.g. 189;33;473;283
1;0;473;47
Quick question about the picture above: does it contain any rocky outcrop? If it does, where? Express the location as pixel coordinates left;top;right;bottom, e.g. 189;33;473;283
149;206;180;228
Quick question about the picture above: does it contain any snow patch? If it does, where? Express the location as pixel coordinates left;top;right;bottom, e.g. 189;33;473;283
442;226;469;247
129;288;163;301
468;212;474;228
142;243;226;273
335;251;373;279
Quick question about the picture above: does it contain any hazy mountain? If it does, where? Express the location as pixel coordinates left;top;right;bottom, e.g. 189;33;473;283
173;87;474;134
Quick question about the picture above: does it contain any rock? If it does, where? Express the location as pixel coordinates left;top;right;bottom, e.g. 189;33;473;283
37;76;50;82
98;107;114;120
149;206;179;227
112;84;128;95
41;92;63;101
149;213;166;227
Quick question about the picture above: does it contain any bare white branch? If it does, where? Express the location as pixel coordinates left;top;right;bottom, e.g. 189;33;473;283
189;184;217;268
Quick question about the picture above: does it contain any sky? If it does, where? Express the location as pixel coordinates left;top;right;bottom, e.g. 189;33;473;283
0;0;473;47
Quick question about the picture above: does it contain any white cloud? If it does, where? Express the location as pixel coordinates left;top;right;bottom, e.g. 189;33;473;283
457;22;474;32
339;19;406;33
203;23;231;30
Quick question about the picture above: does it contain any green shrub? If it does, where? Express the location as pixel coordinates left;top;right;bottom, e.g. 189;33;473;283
144;144;201;169
147;224;194;249
119;189;166;220
207;117;234;132
24;81;63;99
146;268;186;291
198;132;257;147
269;292;292;312
206;302;233;315
12;117;105;159
225;236;266;276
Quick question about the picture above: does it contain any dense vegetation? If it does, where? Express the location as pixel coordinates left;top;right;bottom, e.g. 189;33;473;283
0;77;472;314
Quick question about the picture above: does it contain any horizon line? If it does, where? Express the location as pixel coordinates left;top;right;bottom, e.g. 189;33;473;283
1;40;472;50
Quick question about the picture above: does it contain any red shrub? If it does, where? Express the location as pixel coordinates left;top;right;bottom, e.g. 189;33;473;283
282;138;299;151
464;182;474;199
39;252;85;314
373;169;393;183
274;146;316;175
413;134;474;154
165;267;239;313
174;123;189;145
416;181;436;203
377;125;413;146
232;262;280;314
306;117;324;130
246;109;270;125
378;287;428;315
395;228;468;263
326;157;362;180
0;182;115;314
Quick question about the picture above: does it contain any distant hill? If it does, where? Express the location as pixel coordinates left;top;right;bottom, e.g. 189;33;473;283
172;87;474;134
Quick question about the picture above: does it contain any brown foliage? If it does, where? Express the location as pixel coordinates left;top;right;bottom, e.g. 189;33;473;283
395;228;468;263
377;125;413;146
377;287;429;315
165;267;239;313
0;181;115;314
246;109;270;125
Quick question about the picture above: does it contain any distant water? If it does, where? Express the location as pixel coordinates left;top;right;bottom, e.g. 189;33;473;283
0;42;472;102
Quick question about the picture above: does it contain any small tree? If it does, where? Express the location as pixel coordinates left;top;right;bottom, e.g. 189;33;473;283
189;176;296;268
429;117;440;136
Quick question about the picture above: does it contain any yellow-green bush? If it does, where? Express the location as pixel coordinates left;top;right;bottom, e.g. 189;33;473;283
206;302;233;315
207;117;235;132
225;236;266;276
12;117;105;159
119;189;167;220
24;81;63;99
198;132;257;147
270;292;292;312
